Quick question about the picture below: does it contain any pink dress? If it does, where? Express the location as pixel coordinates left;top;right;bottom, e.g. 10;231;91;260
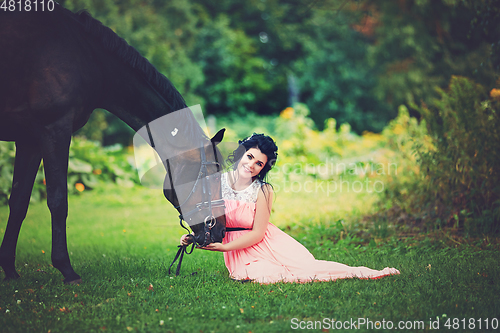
221;173;400;284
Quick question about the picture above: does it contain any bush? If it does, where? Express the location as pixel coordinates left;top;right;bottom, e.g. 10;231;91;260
67;137;139;194
0;142;16;205
416;76;500;234
0;137;139;204
376;105;431;215
378;77;500;235
0;142;45;205
274;103;359;165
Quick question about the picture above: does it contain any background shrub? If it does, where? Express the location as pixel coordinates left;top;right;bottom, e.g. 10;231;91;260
0;138;139;203
416;76;500;234
0;142;16;205
376;105;431;215
68;138;139;194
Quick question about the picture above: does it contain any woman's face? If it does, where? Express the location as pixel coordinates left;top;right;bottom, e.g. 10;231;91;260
237;147;268;180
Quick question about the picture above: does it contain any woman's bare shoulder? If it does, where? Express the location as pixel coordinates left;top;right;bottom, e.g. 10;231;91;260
257;182;273;202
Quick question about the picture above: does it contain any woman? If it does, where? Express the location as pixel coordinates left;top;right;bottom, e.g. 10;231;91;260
181;133;400;283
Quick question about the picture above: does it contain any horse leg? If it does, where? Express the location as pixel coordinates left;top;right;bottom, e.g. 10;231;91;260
0;140;42;280
41;124;82;284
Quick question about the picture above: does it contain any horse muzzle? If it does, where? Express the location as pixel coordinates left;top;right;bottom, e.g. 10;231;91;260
191;217;226;247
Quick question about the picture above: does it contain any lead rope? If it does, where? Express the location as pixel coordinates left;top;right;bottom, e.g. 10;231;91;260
167;157;195;276
168;217;195;276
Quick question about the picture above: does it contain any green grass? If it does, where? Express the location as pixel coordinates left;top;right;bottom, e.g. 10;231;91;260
1;184;499;333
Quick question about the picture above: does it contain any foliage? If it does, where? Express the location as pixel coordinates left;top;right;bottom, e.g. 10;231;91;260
190;15;272;116
274;103;357;165
220;103;384;169
0;142;45;205
294;7;390;133
193;0;392;132
0;138;139;204
192;0;307;114
74;109;108;143
416;76;500;234
462;0;500;72
47;0;500;146
377;105;431;214
67;138;139;194
365;0;498;113
373;76;500;235
216;112;277;144
0;142;16;205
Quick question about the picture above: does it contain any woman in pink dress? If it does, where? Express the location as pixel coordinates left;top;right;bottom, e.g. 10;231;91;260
181;133;400;283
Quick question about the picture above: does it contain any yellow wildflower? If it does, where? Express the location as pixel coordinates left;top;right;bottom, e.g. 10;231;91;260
490;88;500;100
280;107;294;119
392;124;404;135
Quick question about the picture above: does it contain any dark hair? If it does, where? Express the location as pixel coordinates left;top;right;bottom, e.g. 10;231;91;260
228;133;278;182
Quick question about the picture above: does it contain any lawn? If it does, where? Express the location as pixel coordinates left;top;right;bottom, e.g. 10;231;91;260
1;183;499;333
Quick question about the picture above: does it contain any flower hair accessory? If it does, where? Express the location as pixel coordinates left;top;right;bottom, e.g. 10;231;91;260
238;134;254;145
237;133;278;164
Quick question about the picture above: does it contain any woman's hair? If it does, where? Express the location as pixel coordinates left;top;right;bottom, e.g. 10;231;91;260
227;133;278;183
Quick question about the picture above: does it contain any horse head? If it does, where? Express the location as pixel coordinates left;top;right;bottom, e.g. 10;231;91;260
162;129;227;247
133;108;226;248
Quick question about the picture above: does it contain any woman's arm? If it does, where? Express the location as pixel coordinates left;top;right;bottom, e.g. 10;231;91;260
201;184;273;252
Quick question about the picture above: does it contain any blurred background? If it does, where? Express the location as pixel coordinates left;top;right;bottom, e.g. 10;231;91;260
60;0;498;145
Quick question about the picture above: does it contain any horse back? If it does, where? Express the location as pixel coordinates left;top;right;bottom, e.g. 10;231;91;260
0;7;103;140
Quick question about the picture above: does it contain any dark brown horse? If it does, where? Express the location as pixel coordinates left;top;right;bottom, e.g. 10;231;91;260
0;3;226;284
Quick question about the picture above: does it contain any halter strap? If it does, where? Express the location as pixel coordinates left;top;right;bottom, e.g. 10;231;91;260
179;198;225;221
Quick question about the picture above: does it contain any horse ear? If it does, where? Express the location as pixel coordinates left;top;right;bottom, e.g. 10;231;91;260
211;128;225;145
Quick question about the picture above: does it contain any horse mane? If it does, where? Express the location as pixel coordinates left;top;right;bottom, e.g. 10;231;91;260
73;10;188;113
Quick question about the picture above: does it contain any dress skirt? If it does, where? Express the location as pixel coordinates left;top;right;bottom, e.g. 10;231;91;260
222;198;400;284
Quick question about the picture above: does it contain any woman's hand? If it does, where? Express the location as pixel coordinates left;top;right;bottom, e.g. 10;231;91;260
198;242;228;252
180;234;193;246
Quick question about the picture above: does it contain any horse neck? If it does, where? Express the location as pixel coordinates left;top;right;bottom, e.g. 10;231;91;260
65;7;209;160
96;59;177;131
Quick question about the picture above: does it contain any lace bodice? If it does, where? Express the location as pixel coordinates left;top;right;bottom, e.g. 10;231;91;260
222;172;261;203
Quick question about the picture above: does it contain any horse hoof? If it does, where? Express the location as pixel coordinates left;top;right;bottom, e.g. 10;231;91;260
64;278;82;285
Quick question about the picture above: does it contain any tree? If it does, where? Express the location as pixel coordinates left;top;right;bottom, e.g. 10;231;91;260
190;15;272;115
364;0;498;113
294;5;390;132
